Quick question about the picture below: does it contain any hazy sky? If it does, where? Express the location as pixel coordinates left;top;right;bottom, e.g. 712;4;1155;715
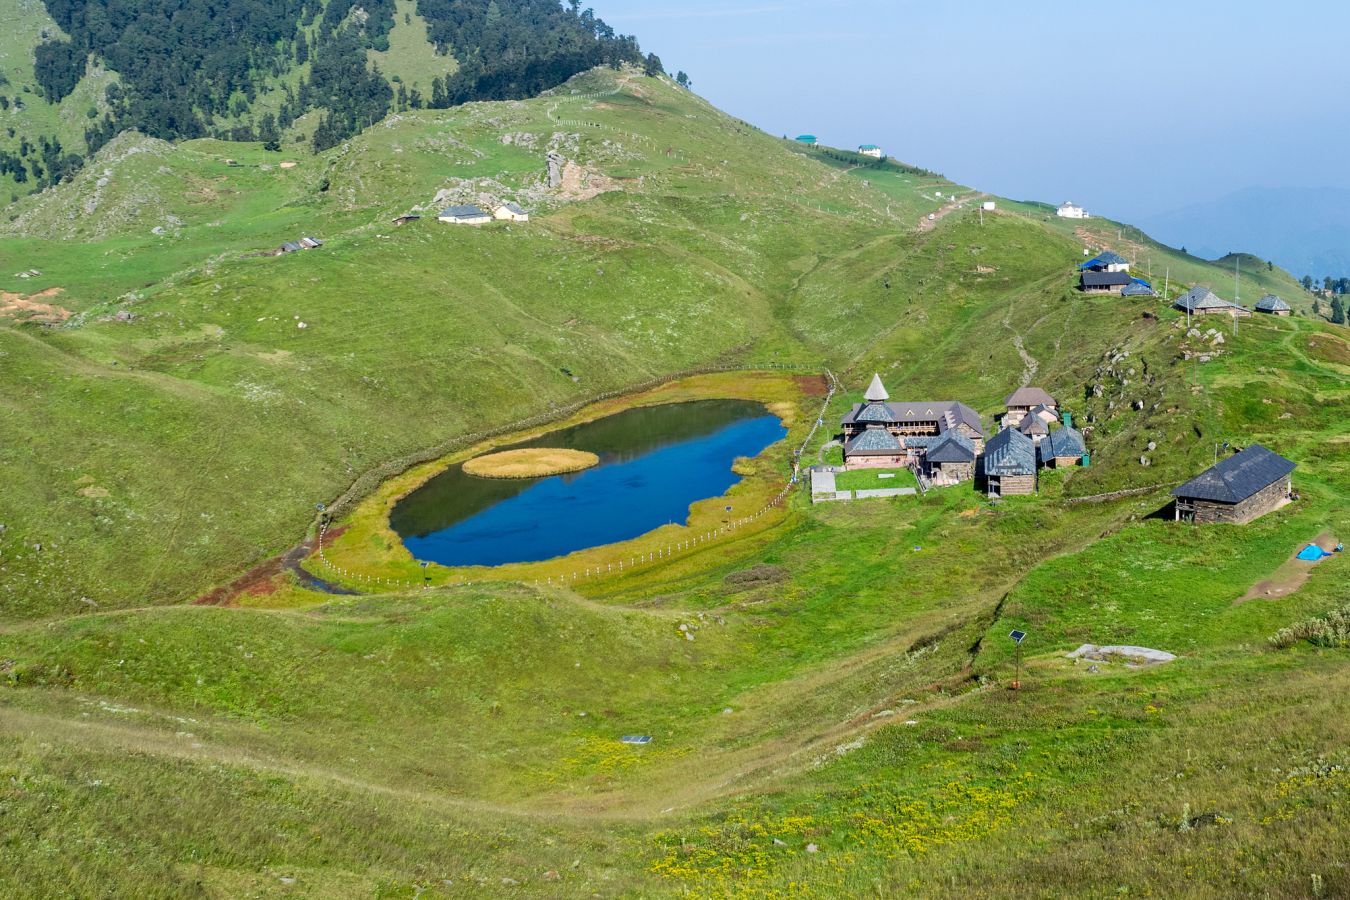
595;0;1350;221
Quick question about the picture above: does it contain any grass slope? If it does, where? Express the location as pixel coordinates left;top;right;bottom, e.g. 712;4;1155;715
0;65;1347;897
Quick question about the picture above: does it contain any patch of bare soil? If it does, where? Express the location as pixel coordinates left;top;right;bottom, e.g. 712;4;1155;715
194;555;286;606
795;374;828;397
558;160;619;201
1237;531;1339;603
0;287;72;323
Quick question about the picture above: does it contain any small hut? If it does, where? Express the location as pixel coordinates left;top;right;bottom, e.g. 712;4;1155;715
1171;444;1295;524
981;427;1037;496
1254;294;1291;316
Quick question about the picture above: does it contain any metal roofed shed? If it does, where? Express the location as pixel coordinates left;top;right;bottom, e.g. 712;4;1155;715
1079;250;1129;270
1171;444;1296;524
1080;270;1132;292
1121;281;1156;297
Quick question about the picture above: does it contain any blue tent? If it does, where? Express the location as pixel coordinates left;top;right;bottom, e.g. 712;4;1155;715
1296;544;1329;561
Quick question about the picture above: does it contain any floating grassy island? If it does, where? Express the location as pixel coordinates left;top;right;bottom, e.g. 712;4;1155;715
461;447;599;479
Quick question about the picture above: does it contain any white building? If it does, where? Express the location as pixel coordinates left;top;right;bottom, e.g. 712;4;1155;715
858;144;883;158
982;201;997;211
1056;201;1089;219
438;204;492;225
493;202;529;222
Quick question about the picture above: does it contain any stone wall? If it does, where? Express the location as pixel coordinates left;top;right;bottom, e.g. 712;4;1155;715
1183;475;1290;524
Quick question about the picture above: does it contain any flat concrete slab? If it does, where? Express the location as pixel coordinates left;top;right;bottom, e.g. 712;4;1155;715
1068;644;1176;665
853;488;917;499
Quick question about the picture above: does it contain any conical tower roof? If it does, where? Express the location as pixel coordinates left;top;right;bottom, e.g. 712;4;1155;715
864;373;889;402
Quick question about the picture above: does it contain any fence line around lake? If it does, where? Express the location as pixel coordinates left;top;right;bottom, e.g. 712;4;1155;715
312;365;837;591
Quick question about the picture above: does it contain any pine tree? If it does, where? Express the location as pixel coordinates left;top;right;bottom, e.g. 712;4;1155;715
1333;297;1346;325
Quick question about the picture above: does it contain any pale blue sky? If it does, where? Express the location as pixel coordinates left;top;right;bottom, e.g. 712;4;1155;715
596;0;1350;221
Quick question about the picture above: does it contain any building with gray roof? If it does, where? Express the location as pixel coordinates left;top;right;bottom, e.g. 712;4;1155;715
438;204;492;225
1254;294;1291;316
981;427;1037;495
1171;444;1295;524
1174;286;1251;317
1039;426;1087;468
840;374;984;467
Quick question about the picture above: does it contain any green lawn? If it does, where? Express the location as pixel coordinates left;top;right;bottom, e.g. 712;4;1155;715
834;466;918;492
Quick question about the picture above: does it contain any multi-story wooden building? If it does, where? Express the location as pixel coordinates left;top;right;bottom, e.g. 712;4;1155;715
841;374;985;467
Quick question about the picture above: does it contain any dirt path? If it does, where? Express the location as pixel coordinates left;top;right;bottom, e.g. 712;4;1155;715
917;191;986;233
1001;298;1040;386
1237;531;1340;603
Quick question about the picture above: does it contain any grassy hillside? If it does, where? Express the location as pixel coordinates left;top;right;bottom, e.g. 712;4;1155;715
0;66;1347;896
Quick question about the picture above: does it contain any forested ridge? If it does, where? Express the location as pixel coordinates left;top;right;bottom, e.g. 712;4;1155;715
21;0;651;165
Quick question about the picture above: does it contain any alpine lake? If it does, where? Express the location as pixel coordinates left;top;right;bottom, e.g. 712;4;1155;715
390;399;788;567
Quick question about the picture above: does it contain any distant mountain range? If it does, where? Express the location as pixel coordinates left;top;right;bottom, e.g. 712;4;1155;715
1137;186;1350;280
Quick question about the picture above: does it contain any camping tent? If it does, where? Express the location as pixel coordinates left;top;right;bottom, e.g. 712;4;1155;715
1296;544;1329;561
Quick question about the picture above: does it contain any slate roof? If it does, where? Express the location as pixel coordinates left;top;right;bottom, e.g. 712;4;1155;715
982;427;1037;476
1121;281;1156;297
844;427;902;454
926;429;976;463
440;204;489;219
1004;386;1056;408
1079;250;1129;269
1082;271;1132;288
1030;403;1059;422
1175;285;1244;313
842;400;985;437
1017;412;1049;436
864;373;890;402
500;201;528;215
1171;444;1295;504
1255;294;1291;312
1040;426;1086;460
855;401;897;424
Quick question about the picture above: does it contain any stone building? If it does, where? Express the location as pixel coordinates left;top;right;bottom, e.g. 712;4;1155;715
1255;294;1292;316
1038;426;1087;468
924;430;977;484
1171;444;1295;524
981;427;1037;496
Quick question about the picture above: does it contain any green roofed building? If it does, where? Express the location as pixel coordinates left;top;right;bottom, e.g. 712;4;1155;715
858;144;883;158
795;134;818;145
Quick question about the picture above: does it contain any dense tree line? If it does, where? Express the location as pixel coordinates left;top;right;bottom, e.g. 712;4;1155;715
29;0;650;154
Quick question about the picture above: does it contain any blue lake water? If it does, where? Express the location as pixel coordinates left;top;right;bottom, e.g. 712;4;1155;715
390;400;787;567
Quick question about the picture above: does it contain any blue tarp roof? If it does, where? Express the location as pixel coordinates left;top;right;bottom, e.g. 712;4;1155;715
1079;251;1129;269
1296;544;1329;561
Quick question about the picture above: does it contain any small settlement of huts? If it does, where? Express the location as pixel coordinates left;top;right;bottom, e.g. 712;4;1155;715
1078;250;1155;297
836;374;1087;497
1170;444;1296;524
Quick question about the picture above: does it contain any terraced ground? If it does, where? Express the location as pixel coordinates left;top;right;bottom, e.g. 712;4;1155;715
0;67;1347;897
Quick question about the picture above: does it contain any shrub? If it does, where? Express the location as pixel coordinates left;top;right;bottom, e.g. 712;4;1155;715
1269;603;1350;649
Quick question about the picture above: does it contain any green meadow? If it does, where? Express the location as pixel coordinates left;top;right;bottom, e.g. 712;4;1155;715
0;66;1346;896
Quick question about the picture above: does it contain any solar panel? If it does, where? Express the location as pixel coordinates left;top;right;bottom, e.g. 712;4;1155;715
1009;630;1027;644
621;735;652;745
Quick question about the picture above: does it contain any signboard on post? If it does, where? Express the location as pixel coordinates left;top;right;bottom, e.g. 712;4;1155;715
1009;630;1027;689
